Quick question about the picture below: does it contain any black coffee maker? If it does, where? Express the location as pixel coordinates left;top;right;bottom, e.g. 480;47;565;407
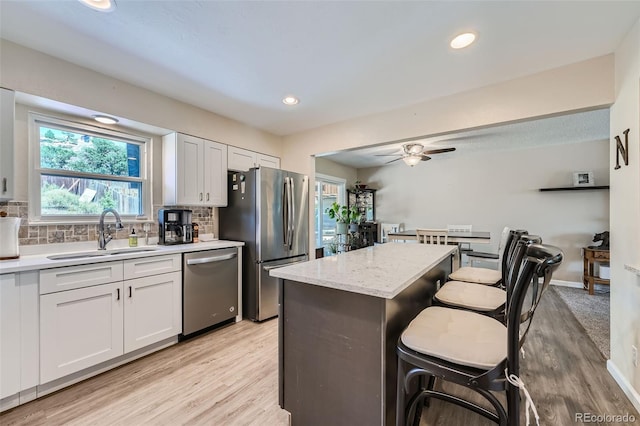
158;209;193;245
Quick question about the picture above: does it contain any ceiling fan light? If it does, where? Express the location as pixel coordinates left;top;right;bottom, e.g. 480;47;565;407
403;155;422;167
405;143;424;155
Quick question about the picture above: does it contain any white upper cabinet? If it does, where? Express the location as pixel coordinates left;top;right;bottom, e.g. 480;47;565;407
163;133;228;207
256;153;281;169
0;88;15;201
228;146;280;171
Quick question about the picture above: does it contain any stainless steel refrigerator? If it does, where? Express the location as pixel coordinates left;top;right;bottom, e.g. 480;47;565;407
219;167;308;321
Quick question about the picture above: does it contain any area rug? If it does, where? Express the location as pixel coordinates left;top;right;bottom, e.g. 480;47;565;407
550;284;610;359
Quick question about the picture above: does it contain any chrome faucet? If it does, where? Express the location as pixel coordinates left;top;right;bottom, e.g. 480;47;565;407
98;208;124;250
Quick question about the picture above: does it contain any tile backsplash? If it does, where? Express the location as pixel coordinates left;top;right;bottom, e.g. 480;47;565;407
0;201;217;246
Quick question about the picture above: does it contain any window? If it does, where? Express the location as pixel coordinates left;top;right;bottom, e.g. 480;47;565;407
29;113;151;222
314;173;346;250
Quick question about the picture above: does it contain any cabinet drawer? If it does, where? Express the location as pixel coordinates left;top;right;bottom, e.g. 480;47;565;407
40;262;123;295
124;254;181;280
593;251;610;261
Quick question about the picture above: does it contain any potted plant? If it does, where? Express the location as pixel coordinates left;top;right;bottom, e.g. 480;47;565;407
354;180;367;190
348;205;361;232
326;202;349;234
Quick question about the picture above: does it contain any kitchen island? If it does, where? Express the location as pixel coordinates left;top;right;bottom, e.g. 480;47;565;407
270;243;456;426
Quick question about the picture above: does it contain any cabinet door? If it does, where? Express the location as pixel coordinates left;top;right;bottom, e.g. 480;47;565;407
40;282;124;383
124;271;182;353
0;88;14;201
256;153;280;169
227;146;256;171
0;274;20;398
176;133;205;205
203;140;228;206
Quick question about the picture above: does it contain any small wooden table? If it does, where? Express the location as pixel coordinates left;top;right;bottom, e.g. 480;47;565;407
583;247;610;295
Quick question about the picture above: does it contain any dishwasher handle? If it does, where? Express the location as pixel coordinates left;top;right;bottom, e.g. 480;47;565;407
186;252;237;265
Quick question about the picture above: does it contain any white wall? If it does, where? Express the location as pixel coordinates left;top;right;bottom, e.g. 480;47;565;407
357;140;609;282
609;17;640;410
283;55;615;261
315;157;357;186
0;39;283;179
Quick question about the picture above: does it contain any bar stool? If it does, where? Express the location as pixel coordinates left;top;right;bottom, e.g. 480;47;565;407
396;243;563;426
434;234;542;322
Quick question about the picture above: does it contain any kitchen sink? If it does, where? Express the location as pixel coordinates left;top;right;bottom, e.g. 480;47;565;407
46;247;159;260
107;247;159;255
47;251;109;260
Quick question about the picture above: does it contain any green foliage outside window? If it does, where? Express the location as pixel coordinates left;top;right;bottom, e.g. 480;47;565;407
38;124;143;216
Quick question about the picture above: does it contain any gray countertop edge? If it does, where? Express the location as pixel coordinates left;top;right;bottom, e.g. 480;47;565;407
0;240;245;274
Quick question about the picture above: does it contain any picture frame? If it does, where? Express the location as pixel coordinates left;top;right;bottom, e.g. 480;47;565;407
573;171;595;187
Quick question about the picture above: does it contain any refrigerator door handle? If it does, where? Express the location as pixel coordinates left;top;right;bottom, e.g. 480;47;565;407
283;177;289;247
288;177;294;250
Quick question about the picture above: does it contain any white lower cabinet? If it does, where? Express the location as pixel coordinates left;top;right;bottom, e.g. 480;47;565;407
1;271;39;407
39;255;182;384
124;271;182;353
1;274;20;399
40;282;124;384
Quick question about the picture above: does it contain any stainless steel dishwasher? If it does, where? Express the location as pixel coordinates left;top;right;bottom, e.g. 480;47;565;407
182;248;238;337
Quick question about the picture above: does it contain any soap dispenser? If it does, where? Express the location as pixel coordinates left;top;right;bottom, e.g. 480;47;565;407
129;228;138;247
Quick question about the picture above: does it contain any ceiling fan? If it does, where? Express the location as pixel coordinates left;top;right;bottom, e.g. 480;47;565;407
377;143;456;166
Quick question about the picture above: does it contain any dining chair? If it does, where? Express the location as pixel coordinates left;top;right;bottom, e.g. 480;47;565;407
448;229;526;286
434;233;542;322
416;228;448;245
466;226;510;268
396;242;563;426
447;224;473;257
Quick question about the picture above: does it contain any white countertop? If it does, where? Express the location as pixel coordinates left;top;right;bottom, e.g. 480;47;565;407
269;243;456;299
0;239;244;274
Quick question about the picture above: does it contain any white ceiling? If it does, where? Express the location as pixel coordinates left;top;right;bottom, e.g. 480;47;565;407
1;1;639;137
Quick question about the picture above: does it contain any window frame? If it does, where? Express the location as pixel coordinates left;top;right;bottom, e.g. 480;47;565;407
314;173;346;249
28;112;153;224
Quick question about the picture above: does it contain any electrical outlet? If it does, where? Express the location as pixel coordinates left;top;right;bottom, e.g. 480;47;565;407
632;345;638;367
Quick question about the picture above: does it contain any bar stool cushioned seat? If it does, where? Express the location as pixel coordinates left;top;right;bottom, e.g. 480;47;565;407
401;306;506;370
434;281;507;312
448;267;501;285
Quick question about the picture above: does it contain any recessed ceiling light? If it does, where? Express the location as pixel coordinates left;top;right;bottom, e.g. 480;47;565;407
282;96;299;106
450;32;476;49
78;0;116;12
92;114;119;124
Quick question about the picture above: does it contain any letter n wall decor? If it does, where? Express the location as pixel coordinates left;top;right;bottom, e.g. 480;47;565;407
614;128;630;170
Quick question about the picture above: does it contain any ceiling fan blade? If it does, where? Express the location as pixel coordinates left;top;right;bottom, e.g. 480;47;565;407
385;157;403;164
420;156;432;161
421;147;456;155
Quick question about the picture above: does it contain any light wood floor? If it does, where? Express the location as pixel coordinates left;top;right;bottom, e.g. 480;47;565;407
2;288;637;425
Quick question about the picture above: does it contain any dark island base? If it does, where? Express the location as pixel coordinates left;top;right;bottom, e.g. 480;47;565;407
278;256;451;426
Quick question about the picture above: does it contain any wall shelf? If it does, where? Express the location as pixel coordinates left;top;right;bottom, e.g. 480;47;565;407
539;185;610;192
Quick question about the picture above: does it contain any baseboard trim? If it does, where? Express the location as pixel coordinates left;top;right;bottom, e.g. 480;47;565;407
550;279;583;289
607;360;640;415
